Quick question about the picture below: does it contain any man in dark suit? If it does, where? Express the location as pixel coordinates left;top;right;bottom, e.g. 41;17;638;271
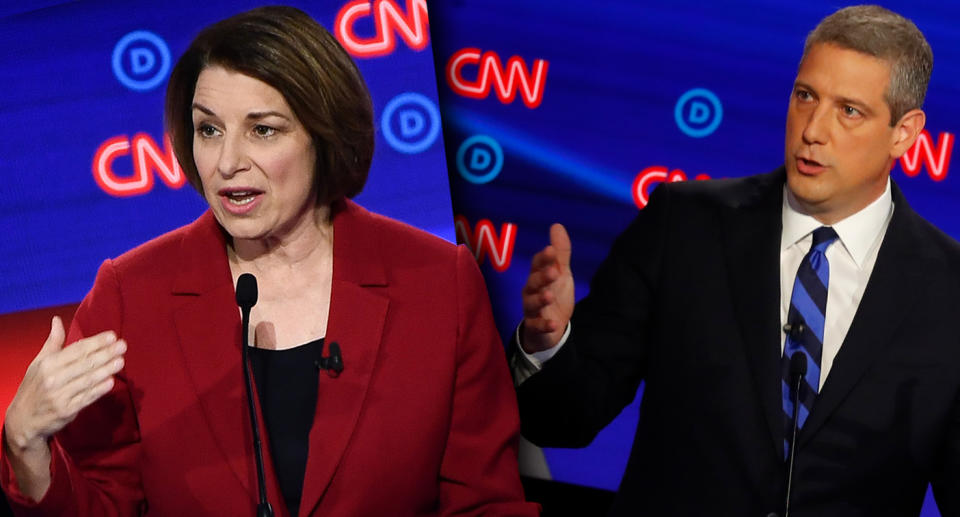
515;5;960;516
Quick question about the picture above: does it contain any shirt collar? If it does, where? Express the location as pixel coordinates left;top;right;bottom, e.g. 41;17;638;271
780;178;893;269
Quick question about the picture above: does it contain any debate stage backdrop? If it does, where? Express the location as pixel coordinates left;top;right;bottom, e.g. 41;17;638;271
428;1;958;514
3;1;959;514
0;0;449;481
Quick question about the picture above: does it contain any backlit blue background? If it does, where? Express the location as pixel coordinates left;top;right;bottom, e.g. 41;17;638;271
0;0;451;316
430;1;959;514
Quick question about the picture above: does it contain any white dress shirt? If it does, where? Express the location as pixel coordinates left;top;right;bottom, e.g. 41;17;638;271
779;179;892;389
516;178;894;390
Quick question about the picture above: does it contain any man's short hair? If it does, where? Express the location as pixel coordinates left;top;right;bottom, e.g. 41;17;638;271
803;5;932;125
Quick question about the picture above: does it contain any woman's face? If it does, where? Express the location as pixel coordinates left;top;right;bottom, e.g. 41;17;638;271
191;66;318;242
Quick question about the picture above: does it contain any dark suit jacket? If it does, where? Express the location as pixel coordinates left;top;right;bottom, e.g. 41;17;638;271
518;168;960;516
2;199;537;516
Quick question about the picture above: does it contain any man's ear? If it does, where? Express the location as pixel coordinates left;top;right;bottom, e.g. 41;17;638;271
890;108;926;159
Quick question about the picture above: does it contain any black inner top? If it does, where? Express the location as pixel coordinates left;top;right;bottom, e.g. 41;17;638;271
249;338;323;517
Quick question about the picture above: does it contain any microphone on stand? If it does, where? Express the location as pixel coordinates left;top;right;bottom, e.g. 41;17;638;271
236;273;274;517
784;351;807;517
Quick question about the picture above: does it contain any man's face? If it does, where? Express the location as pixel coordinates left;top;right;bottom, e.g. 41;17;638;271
784;43;903;224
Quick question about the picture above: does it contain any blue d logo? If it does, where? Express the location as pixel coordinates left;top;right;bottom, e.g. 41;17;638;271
674;88;723;138
381;92;440;154
112;30;171;92
456;135;504;184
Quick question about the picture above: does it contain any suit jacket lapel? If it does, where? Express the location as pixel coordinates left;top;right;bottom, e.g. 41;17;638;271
170;211;267;498
169;203;390;515
721;169;786;461
300;200;389;516
799;182;930;444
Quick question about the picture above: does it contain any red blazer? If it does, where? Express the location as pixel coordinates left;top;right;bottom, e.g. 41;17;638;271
2;200;537;516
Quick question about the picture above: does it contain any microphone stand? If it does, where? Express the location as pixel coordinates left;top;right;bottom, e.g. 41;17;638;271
784;352;807;517
237;274;274;517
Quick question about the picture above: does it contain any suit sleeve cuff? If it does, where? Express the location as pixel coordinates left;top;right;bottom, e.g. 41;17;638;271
1;432;73;516
517;322;570;367
510;322;570;385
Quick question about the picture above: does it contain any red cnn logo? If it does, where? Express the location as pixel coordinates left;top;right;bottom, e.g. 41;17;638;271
898;130;954;181
446;48;549;109
454;215;517;272
93;133;185;197
335;0;429;58
632;166;711;209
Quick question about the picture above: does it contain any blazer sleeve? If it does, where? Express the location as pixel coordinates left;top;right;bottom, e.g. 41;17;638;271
517;184;672;448
1;259;145;516
931;384;960;515
436;246;539;516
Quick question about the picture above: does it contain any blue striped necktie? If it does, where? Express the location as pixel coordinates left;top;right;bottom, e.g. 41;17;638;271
782;226;838;459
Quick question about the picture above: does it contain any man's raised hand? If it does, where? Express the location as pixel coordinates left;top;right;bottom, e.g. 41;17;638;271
521;224;574;353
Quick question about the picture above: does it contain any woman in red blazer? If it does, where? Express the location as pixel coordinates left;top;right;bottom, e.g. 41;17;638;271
1;7;536;516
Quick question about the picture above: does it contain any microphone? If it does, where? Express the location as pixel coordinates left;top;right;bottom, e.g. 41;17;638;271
236;273;258;309
236;274;273;517
316;341;344;376
784;352;807;517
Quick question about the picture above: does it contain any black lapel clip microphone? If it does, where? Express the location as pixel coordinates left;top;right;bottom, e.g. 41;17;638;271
316;341;344;377
783;322;806;340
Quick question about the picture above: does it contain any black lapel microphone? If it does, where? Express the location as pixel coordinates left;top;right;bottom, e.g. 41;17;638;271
784;351;807;517
783;323;805;340
316;341;344;376
236;273;274;517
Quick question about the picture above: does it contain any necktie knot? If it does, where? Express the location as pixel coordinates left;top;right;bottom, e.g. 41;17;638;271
811;226;838;250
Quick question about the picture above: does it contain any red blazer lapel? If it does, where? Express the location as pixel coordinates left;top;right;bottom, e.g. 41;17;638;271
167;203;390;516
169;212;272;504
300;200;389;516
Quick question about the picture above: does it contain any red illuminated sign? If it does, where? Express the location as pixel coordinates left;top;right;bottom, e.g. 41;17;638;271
898;130;954;181
335;0;429;58
93;133;185;197
632;166;710;209
454;215;517;272
446;48;549;109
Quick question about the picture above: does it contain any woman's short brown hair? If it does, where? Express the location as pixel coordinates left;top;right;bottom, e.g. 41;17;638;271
165;5;374;204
